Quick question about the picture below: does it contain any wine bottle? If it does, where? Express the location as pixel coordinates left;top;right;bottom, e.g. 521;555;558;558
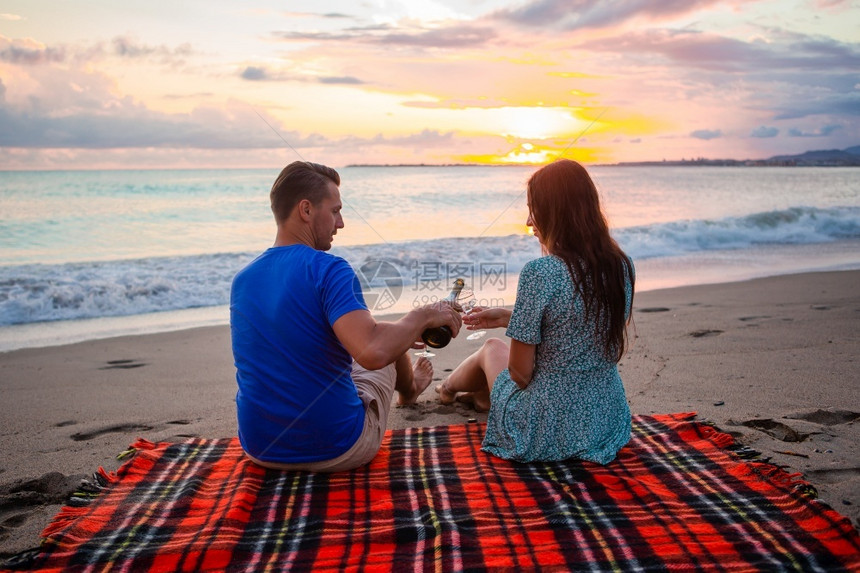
421;278;464;349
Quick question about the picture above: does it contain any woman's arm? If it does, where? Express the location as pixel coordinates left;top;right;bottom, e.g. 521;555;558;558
508;339;536;389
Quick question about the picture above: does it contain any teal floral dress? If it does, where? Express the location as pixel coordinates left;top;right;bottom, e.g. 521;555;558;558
482;255;633;464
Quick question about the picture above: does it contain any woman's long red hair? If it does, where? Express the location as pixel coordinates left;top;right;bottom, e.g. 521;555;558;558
527;159;634;362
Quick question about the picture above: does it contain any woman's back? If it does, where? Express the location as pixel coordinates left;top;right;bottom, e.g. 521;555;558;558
525;256;632;376
481;255;633;464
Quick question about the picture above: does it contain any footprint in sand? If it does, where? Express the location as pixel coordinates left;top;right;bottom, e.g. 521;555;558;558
784;409;860;426
429;404;458;415
730;418;811;442
398;402;459;422
99;359;147;370
689;329;723;338
69;419;202;442
167;420;198;439
638;307;671;313
804;467;860;484
400;407;429;422
70;423;154;441
0;472;80;543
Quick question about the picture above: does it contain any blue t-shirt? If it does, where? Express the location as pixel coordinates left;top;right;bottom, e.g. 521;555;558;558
230;244;368;463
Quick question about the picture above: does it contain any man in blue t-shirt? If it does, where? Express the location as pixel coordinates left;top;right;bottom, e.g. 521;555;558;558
230;161;461;472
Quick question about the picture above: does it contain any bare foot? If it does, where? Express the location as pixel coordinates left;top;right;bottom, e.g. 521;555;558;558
435;381;457;405
397;357;434;406
456;391;491;413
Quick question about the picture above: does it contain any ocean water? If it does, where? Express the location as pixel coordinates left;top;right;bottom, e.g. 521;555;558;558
1;165;858;351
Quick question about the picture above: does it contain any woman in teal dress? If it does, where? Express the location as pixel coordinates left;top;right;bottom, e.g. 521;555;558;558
437;159;635;464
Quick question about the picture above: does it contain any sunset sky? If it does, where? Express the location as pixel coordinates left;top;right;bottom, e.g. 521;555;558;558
1;0;858;169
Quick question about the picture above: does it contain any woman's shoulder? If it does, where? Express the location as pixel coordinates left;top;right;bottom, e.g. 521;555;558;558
522;255;569;282
524;254;568;274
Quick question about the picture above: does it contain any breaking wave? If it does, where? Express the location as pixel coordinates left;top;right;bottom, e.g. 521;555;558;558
1;206;857;326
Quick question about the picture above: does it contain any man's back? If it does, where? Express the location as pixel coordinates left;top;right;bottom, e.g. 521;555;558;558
230;244;367;464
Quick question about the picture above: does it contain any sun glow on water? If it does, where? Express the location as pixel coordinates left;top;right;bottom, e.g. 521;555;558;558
458;141;603;165
500;144;555;164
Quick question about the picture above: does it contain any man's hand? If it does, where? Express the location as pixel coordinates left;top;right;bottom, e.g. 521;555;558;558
425;300;463;337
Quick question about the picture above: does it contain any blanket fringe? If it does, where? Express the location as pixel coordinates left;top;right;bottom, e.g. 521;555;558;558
706;429;735;449
702;420;823;501
40;505;89;538
748;462;820;498
725;444;761;459
117;437;156;460
39;467;118;537
39;439;150;540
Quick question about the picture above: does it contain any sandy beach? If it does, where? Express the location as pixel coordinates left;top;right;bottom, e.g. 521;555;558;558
1;269;858;558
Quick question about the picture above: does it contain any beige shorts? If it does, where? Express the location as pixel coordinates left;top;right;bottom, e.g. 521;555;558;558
245;361;397;473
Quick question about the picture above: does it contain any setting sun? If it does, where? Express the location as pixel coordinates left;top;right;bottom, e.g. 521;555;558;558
496;106;580;139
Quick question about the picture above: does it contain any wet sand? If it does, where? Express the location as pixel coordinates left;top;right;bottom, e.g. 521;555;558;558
1;270;858;557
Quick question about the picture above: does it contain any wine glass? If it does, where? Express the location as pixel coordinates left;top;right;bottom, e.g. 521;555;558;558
458;289;487;341
414;346;435;358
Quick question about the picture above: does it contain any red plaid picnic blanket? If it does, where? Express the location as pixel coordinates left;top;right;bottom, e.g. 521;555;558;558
7;413;859;572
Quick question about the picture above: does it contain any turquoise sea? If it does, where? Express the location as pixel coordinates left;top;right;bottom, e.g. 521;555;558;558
1;165;858;351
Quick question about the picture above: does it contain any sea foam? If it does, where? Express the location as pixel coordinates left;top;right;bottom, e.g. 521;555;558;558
1;206;857;326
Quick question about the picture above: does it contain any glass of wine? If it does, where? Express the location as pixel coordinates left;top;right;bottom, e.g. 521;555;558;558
414;346;436;358
458;289;487;341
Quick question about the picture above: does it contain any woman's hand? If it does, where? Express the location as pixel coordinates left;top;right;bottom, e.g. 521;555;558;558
462;307;512;330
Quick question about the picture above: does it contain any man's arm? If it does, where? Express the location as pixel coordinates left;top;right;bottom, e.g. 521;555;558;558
333;304;462;370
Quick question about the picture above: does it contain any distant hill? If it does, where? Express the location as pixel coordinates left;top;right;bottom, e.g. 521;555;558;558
615;146;860;167
766;148;860;166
